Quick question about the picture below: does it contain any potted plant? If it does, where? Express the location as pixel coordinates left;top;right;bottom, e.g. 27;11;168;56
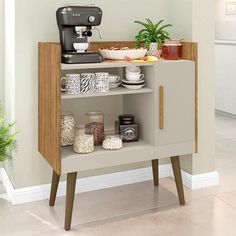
0;103;18;162
134;19;172;57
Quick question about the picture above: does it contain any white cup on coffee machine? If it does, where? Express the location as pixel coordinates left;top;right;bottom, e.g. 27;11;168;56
73;43;89;53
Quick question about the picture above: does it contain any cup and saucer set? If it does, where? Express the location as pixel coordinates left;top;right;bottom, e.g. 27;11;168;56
122;66;145;90
108;74;122;89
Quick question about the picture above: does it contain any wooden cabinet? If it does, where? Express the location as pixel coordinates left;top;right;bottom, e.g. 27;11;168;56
38;42;197;230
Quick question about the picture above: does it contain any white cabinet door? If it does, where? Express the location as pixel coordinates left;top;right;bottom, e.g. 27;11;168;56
155;61;195;147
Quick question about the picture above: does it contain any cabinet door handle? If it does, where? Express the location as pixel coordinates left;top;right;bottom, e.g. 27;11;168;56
159;86;164;129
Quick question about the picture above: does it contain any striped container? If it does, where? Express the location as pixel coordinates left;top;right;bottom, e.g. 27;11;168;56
80;73;96;93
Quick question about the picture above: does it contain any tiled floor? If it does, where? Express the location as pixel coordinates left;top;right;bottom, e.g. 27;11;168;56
1;114;236;236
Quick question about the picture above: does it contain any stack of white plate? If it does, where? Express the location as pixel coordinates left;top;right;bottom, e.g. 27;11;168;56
122;66;145;90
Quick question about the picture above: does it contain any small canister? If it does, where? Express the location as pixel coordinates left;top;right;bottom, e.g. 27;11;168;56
61;112;75;146
103;131;123;150
85;111;104;145
73;125;94;154
115;114;139;142
80;73;96;93
95;72;109;93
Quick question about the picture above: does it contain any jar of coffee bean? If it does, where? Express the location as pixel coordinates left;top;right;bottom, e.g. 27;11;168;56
85;111;104;145
61;112;75;146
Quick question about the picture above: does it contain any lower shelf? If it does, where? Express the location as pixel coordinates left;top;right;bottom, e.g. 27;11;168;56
61;140;156;173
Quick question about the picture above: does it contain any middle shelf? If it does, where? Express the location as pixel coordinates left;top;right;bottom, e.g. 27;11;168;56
61;87;153;99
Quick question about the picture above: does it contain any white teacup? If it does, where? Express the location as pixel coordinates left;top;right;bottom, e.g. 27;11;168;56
126;73;144;81
73;43;89;52
126;66;141;74
108;74;121;84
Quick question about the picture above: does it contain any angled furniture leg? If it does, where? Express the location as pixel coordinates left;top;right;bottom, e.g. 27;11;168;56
152;159;159;186
65;172;77;231
49;170;60;206
170;156;185;205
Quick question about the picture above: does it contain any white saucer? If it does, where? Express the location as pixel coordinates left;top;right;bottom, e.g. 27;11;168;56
109;82;122;88
123;84;146;90
122;79;145;84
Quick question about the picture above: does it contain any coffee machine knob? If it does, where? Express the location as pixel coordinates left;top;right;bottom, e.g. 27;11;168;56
88;15;95;23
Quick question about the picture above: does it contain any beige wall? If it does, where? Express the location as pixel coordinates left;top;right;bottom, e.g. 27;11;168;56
3;0;216;188
169;0;193;41
6;0;171;188
191;0;215;174
181;0;216;175
0;0;3;102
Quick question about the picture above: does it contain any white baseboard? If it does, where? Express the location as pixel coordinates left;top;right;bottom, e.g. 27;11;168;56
181;171;220;190
0;165;219;205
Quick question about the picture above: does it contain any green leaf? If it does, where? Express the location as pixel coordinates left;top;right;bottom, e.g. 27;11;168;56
0;101;20;161
134;19;172;49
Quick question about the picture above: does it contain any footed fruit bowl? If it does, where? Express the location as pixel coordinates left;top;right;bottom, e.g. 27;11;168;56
99;47;147;60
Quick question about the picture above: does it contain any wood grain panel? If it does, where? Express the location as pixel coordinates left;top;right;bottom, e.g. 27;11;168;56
181;42;198;153
38;43;61;174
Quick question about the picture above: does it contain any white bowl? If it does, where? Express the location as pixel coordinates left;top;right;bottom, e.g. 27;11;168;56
99;48;147;60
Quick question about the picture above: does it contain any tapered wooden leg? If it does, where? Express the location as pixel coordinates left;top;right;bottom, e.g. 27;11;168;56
49;171;60;207
65;172;77;231
170;156;185;205
152;159;159;186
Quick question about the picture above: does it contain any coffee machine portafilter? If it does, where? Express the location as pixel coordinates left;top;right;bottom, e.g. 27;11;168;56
56;6;103;64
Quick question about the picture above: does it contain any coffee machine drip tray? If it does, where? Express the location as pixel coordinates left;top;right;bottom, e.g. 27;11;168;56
62;52;103;64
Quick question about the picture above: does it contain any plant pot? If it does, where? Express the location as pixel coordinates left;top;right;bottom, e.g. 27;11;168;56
147;42;162;58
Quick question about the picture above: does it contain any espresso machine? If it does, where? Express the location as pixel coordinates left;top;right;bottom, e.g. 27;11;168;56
56;6;103;64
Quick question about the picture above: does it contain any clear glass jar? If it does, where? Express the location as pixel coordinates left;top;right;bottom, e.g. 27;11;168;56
73;125;94;154
102;131;123;150
61;112;75;146
85;111;104;145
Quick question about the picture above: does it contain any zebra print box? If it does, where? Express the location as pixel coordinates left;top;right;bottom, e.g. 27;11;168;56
80;73;96;93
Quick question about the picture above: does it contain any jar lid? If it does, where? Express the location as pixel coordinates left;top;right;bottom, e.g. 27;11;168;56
119;114;135;124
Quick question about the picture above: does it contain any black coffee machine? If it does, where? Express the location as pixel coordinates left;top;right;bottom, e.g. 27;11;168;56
56;6;103;64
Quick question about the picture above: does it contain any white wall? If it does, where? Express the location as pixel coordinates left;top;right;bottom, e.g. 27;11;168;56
215;0;236;115
215;43;236;114
216;0;236;40
169;0;193;41
8;0;172;188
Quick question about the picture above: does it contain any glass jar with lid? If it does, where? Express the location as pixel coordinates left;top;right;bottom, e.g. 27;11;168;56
61;112;75;146
102;131;123;150
85;111;104;145
73;125;94;154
